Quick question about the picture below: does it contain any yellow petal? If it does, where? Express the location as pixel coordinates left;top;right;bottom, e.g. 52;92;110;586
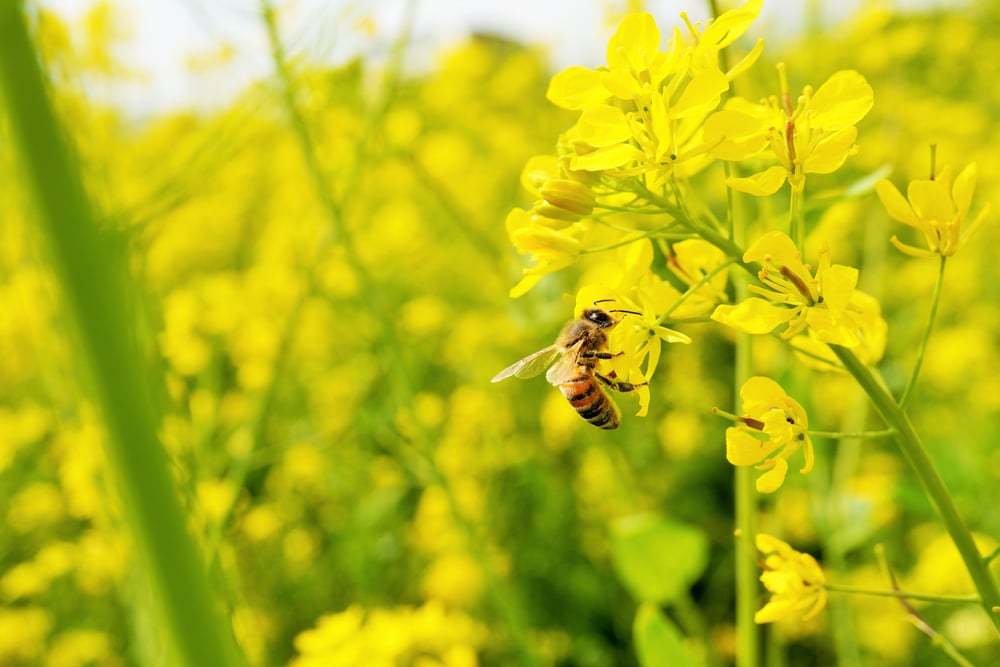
712;298;796;335
754;598;793;624
600;67;641;100
799;436;814;474
570;144;645;172
908;178;954;223
743;230;801;268
961;203;991;247
755;457;789;493
704;108;769;160
951;162;978;221
606;13;661;73
820;263;858;317
702;0;763;49
875;180;920;227
726;427;772;466
576;104;632;147
889;235;938;258
726;165;787;196
726;37;764;80
546;66;608;110
807;70;874;131
670;68;729;120
803;126;857;175
740;376;786;405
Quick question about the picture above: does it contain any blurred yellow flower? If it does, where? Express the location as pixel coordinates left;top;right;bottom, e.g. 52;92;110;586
289;601;484;667
875;162;991;257
755;533;827;623
724;376;813;493
45;629;113;667
0;607;50;664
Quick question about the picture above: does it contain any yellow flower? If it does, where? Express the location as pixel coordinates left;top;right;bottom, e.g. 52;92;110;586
724;377;813;493
875;162;991;257
790;289;888;370
711;231;863;346
574;241;693;416
544;3;762;183
707;67;873;194
755;534;827;623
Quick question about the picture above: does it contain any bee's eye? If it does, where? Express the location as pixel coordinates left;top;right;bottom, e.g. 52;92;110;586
587;310;613;326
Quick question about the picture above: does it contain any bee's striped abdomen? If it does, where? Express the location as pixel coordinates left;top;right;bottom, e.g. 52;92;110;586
560;372;620;430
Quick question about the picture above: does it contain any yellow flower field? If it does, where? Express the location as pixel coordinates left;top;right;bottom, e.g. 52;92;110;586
1;1;999;666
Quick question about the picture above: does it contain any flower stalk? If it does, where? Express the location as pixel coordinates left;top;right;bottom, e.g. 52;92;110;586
898;254;946;409
0;6;246;667
832;345;1000;635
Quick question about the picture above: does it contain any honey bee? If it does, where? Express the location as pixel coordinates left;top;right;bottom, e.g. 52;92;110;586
491;306;645;430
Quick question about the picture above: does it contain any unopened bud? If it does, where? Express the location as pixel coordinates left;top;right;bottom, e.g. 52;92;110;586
540;179;595;219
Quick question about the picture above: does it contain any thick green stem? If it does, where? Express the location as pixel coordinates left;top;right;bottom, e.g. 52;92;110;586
832;346;1000;635
0;5;245;667
729;171;760;667
898;254;946;409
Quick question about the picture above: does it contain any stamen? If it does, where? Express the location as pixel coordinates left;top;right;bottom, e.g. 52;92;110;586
779;265;814;303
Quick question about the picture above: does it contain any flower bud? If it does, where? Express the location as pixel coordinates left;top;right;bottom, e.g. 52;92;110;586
539;179;595;219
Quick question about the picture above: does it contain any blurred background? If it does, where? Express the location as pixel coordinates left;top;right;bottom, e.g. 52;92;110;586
2;0;999;666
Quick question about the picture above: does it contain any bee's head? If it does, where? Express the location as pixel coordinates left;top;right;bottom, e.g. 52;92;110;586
585;300;640;328
582;308;617;329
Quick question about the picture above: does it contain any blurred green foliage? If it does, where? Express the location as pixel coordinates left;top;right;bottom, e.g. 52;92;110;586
1;1;999;666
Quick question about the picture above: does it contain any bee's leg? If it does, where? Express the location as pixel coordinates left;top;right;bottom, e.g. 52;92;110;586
579;350;624;361
594;371;647;393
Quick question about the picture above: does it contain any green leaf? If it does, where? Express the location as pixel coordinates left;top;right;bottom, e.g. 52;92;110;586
634;602;706;667
610;513;709;603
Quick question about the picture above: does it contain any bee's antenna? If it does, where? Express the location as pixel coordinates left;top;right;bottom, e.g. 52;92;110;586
593;298;616;306
607;308;641;316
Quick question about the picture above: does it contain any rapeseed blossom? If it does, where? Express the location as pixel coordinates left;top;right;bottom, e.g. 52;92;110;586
755;534;827;623
545;4;762;184
712;231;869;346
875;162;991;257
723;377;813;493
707;67;873;194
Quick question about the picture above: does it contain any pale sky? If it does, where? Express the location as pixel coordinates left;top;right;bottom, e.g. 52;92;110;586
40;0;953;116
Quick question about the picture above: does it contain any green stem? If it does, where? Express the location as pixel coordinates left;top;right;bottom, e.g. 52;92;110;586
0;6;245;667
730;180;759;667
832;345;1000;635
806;429;895;440
788;186;804;249
658;259;734;324
824;583;980;605
898;254;946;409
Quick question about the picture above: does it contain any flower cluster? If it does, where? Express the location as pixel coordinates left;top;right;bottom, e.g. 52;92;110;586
754;534;827;623
724;377;813;494
711;231;885;356
707;66;874;194
876;162;991;257
505;1;764;296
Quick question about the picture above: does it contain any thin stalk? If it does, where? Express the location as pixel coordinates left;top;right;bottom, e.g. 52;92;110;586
807;429;895;440
657;259;734;324
898;254;946;409
0;6;245;667
825;584;980;605
788;186;804;249
832;345;1000;635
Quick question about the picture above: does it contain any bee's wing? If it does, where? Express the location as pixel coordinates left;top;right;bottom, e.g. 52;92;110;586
545;339;585;386
491;345;563;383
